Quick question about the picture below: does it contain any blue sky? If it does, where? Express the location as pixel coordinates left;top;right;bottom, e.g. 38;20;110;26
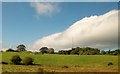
2;0;120;2
2;2;118;49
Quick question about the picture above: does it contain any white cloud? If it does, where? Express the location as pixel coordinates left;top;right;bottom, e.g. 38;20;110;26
32;10;118;51
0;48;8;51
0;41;8;51
30;2;60;16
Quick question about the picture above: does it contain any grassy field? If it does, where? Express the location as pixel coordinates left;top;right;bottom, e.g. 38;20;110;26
2;52;118;72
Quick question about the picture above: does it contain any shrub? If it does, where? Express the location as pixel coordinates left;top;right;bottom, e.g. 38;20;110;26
0;61;8;64
107;62;113;66
62;65;69;68
23;57;34;65
74;65;80;67
10;55;22;65
34;52;39;55
6;48;15;52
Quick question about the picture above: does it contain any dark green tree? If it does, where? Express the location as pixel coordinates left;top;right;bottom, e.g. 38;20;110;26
40;47;48;54
48;48;54;54
58;50;63;54
17;44;26;52
110;49;120;55
79;50;84;55
71;47;79;55
101;50;106;55
106;50;111;55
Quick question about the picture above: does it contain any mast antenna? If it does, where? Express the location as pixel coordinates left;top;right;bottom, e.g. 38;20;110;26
72;36;74;49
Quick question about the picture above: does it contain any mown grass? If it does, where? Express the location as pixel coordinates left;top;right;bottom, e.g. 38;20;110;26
2;52;118;72
2;64;118;72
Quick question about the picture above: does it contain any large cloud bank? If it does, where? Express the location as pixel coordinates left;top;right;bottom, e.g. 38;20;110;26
32;10;118;51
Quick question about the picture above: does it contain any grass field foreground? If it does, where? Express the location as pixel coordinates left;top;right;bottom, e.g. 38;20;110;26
2;52;118;72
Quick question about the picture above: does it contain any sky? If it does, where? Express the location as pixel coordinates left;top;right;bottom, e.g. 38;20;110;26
2;0;120;2
2;2;118;51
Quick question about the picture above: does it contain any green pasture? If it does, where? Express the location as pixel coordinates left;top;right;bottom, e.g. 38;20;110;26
2;52;118;67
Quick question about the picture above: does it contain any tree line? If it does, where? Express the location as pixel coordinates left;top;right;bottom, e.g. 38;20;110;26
58;47;120;55
4;44;120;55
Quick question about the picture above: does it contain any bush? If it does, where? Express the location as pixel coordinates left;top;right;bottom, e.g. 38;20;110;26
62;65;69;68
107;62;113;66
6;48;15;52
23;57;34;65
0;61;8;64
10;55;22;65
34;52;39;55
